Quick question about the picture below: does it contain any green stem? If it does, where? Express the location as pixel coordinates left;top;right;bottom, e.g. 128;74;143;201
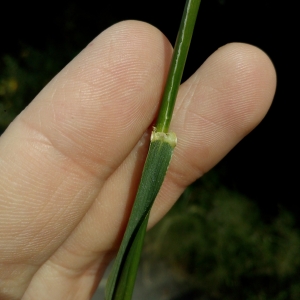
156;0;201;133
105;2;201;299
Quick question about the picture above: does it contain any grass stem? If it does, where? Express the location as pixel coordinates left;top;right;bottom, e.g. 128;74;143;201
156;0;201;133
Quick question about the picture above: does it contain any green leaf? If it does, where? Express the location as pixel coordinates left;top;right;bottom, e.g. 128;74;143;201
105;131;177;300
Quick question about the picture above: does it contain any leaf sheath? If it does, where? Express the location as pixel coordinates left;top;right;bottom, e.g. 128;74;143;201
105;132;177;300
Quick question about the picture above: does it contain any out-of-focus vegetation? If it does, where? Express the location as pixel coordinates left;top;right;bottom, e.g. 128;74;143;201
145;171;300;300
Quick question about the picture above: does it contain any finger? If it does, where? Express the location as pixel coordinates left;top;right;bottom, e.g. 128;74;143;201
0;20;173;299
26;43;276;299
150;42;276;223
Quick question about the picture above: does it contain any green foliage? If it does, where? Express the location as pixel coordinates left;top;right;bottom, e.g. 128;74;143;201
105;136;176;300
145;171;300;300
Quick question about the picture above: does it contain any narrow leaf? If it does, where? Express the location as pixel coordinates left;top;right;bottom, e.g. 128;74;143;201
105;131;177;300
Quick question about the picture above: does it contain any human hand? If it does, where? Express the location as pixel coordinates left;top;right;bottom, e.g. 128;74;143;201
0;21;276;299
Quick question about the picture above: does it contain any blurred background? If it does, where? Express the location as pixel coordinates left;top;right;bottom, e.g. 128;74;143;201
1;0;299;299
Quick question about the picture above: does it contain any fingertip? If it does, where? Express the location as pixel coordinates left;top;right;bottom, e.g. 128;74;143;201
213;42;276;129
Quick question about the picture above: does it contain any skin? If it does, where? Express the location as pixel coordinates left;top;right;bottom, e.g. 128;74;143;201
0;21;276;300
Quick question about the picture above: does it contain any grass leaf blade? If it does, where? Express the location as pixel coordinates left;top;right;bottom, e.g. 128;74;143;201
105;132;177;300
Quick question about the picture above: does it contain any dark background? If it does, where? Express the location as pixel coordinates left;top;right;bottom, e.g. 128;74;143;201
1;0;298;221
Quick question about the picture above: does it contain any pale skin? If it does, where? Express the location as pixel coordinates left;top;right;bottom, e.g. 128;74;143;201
0;21;276;299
